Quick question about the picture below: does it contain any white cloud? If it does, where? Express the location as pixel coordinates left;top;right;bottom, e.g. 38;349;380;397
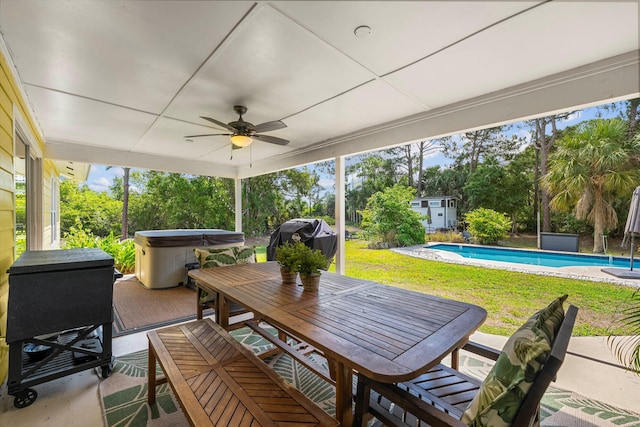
318;178;334;189
89;177;111;192
565;111;583;123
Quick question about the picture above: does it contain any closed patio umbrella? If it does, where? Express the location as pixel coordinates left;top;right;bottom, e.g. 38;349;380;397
622;186;640;270
602;186;640;279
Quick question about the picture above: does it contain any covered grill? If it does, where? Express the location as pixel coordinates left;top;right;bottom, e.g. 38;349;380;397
266;219;337;264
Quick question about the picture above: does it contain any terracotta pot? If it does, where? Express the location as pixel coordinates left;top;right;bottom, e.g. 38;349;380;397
300;273;320;292
280;267;298;284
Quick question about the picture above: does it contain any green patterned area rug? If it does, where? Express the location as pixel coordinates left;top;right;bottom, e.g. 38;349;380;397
100;327;640;427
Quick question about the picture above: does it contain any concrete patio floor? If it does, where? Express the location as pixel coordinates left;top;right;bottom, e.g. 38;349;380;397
0;315;638;426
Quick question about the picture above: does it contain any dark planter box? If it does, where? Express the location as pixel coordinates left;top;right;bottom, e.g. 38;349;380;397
540;232;579;252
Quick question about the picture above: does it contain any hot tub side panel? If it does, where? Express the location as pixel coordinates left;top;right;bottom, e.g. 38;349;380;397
134;230;244;289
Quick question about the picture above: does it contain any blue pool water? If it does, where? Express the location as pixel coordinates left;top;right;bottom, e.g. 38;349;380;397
427;243;637;269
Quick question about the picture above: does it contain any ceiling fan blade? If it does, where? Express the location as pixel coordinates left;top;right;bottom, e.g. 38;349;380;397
200;116;237;132
253;134;289;146
252;120;287;133
184;133;232;138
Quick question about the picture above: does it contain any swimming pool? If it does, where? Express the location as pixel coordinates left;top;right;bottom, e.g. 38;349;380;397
427;243;637;269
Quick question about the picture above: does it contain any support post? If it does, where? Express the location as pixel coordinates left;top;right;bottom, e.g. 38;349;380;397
335;156;346;275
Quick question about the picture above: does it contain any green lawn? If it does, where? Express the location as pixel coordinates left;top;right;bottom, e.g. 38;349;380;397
260;240;636;337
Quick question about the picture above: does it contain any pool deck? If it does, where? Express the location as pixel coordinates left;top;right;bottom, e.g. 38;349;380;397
394;243;640;289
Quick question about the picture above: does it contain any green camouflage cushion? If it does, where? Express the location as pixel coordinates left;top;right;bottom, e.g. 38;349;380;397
461;294;567;427
193;246;255;303
194;246;255;269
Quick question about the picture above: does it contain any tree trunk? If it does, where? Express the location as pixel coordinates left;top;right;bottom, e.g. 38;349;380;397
416;141;424;197
405;145;414;188
592;188;605;253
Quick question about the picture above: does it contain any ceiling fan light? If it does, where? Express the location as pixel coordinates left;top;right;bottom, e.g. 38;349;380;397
230;134;252;147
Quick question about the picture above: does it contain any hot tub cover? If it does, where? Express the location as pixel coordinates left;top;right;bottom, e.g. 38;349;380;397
134;229;244;248
266;219;337;262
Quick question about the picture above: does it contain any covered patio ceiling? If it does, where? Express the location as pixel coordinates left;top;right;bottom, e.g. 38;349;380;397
1;1;638;179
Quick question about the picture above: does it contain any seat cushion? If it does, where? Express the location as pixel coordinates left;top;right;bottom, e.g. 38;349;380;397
461;294;567;427
193;246;255;302
194;246;255;269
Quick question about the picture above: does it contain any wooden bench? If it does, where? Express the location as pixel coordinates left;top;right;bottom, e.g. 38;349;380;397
147;318;338;426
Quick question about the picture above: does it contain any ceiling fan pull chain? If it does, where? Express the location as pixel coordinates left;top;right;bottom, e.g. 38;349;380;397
250;144;253;168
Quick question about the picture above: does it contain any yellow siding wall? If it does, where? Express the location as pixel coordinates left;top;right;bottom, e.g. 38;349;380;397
0;49;56;384
0;48;16;388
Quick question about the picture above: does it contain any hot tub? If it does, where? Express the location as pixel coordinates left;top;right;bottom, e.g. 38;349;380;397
134;229;244;289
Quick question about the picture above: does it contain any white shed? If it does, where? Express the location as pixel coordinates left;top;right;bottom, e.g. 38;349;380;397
411;197;458;233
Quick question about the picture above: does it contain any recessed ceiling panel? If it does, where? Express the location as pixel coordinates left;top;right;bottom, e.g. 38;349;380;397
283;79;424;146
166;4;375;125
386;1;639;109
1;1;253;113
25;86;156;148
134;117;230;159
276;1;537;76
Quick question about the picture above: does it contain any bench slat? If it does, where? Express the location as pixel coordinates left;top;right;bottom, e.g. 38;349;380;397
148;318;337;427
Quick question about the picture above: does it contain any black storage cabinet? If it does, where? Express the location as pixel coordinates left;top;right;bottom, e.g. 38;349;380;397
6;248;117;408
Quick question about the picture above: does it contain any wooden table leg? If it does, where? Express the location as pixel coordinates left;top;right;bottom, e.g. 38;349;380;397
216;292;229;329
330;359;354;427
196;286;204;320
147;340;157;405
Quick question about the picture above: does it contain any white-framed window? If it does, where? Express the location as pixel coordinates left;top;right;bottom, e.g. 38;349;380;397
14;107;43;254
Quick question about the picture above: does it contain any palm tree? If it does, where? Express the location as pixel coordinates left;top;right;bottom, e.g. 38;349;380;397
609;289;640;375
543;118;640;253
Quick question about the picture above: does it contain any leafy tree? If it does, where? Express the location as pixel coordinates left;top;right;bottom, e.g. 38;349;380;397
464;208;511;245
464;158;508;211
126;171;234;232
60;180;122;236
243;173;287;236
360;185;425;247
544;118;640;253
346;153;401;224
441;126;522;174
526;113;573;232
107;166;131;240
421;165;467;200
464;153;534;233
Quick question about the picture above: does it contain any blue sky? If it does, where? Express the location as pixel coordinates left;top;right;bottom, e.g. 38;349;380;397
83;104;610;193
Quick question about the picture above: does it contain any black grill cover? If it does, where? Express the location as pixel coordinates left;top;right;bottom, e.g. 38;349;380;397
266;219;337;264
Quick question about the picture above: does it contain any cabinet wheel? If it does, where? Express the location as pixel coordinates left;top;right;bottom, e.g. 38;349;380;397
14;388;37;408
101;364;113;378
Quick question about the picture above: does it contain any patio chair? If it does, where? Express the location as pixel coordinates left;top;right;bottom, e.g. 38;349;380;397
192;246;255;325
354;297;578;427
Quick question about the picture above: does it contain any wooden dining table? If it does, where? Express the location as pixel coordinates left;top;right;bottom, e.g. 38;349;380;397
189;261;487;427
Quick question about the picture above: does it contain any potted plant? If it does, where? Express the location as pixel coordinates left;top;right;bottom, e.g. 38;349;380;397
292;242;330;292
275;242;299;284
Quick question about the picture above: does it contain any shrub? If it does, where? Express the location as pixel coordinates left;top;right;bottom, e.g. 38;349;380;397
425;231;466;243
464;208;511;245
360;185;425;248
62;222;136;274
